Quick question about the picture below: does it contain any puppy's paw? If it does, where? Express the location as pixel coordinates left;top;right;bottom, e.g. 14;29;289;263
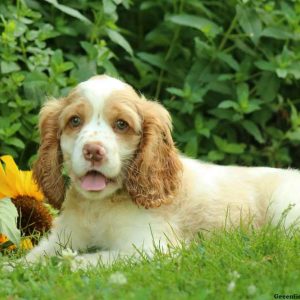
70;255;89;271
24;252;39;264
1;258;28;272
1;261;16;272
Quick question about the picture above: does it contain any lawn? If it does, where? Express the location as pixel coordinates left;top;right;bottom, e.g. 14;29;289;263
0;223;299;300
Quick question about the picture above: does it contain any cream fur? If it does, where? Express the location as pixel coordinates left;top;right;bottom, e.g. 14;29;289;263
25;76;300;270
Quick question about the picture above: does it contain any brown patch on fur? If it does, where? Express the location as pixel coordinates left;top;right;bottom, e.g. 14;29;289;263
33;98;68;209
125;99;183;209
59;99;92;135
33;89;90;209
104;88;142;137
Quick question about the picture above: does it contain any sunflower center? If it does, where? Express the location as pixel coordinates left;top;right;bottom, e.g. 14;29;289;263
12;196;52;238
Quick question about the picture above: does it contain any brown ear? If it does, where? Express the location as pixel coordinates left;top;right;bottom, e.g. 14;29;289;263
125;100;183;208
33;98;66;209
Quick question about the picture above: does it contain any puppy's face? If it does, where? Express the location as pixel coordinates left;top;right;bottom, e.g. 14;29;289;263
33;75;182;209
59;76;141;199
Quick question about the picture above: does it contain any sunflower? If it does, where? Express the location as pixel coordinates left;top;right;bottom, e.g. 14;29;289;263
0;155;52;240
0;155;43;201
0;233;33;251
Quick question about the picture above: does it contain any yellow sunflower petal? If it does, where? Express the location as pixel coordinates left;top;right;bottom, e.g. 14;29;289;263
0;192;7;199
0;182;12;198
0;155;22;196
23;171;32;198
0;160;13;197
34;190;44;201
0;155;44;201
0;233;8;244
12;169;23;197
19;171;27;195
23;171;44;201
20;238;33;250
0;155;20;177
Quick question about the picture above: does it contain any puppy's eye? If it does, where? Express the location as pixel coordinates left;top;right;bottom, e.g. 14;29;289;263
69;116;81;128
114;119;129;132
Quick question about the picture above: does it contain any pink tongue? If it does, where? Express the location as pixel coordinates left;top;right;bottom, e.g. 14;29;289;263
81;172;107;191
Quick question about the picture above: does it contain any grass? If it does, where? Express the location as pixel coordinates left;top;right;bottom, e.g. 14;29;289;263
0;223;300;300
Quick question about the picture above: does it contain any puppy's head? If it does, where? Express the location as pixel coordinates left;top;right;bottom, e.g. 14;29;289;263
33;75;182;209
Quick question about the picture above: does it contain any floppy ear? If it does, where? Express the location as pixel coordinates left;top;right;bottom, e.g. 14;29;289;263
33;98;66;209
125;100;183;209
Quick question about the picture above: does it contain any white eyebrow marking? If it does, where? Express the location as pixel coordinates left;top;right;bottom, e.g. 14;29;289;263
78;76;126;114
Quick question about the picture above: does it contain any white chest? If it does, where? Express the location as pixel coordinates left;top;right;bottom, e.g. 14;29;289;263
56;199;167;251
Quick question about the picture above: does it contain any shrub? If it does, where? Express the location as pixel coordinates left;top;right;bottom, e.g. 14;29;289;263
1;0;300;168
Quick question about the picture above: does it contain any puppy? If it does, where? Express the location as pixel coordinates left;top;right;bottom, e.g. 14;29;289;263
26;75;300;268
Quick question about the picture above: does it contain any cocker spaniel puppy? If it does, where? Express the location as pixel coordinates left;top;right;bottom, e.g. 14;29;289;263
26;75;300;269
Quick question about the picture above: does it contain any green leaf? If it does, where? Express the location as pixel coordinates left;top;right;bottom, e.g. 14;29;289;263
166;87;185;97
237;83;249;105
106;29;133;56
288;64;300;79
71;56;97;82
194;114;204;133
209;108;242;121
261;27;293;40
286;129;300;142
288;101;300;129
140;1;160;10
194;115;210;137
137;52;168;70
255;60;276;72
23;71;49;103
237;5;262;44
59;62;74;73
207;150;225;162
256;72;280;102
168;14;221;38
184;136;198;157
6;137;25;149
1;61;20;74
243;100;262;114
199;128;210;138
103;0;117;14
44;0;91;24
208;81;232;95
218;100;239;110
242;120;264;143
213;136;246;154
276;68;288;78
5;123;21;137
235;40;257;56
51;49;63;65
0;198;20;246
217;52;239;71
80;41;98;59
186;61;210;87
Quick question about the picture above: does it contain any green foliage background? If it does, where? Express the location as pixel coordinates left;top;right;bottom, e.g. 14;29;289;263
1;0;300;168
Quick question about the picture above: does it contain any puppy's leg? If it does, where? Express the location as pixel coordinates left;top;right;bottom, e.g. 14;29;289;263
71;249;149;271
71;240;170;271
71;250;121;270
1;228;72;271
25;228;73;264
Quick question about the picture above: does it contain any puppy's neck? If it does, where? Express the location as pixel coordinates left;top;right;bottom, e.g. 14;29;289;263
62;185;131;211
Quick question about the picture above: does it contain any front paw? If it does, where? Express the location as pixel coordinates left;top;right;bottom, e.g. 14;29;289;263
24;252;41;264
1;257;28;272
70;255;89;271
1;261;16;272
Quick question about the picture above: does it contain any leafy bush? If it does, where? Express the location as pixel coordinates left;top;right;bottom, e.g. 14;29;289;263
1;0;300;168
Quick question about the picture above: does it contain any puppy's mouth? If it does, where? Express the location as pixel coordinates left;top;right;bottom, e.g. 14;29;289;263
80;170;112;192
